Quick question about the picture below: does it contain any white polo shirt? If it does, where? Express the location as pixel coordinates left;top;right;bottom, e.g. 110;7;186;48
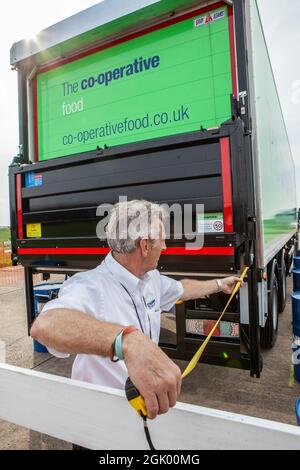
42;252;183;390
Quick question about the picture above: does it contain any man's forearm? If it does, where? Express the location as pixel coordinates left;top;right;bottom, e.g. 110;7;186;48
31;308;182;420
180;279;219;301
30;304;187;420
30;308;126;356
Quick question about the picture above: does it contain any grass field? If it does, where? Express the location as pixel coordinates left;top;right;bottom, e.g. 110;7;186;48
0;227;10;243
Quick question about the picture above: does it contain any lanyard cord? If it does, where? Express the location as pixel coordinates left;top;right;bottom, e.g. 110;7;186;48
103;258;152;339
120;283;152;340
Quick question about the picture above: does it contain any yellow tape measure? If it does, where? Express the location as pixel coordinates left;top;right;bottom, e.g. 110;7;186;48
126;267;249;416
182;266;249;378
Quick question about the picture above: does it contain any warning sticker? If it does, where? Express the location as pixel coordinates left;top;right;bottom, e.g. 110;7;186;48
194;10;226;28
197;213;224;233
26;223;42;238
25;172;43;188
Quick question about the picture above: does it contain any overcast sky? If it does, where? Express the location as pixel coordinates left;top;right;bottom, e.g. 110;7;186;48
0;0;299;226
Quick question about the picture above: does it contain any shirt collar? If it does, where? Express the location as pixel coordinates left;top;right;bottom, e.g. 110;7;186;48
103;251;151;293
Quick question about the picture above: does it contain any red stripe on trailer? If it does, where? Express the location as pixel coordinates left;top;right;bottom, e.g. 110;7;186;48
16;174;23;240
17;246;234;256
228;5;238;98
162;247;234;256
220;137;233;233
18;248;109;255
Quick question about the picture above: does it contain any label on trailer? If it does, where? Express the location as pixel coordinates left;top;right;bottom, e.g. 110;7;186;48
36;5;233;161
25;172;43;188
26;223;42;238
197;212;224;233
186;319;240;338
194;9;226;28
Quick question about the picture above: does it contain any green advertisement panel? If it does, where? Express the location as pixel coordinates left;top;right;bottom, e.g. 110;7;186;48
37;6;232;161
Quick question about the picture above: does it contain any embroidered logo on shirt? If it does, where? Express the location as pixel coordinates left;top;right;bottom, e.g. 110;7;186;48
147;299;156;309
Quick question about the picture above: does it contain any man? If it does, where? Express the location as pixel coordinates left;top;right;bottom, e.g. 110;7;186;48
31;200;240;420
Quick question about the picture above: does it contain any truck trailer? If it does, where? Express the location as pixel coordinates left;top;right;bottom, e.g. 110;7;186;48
9;0;297;377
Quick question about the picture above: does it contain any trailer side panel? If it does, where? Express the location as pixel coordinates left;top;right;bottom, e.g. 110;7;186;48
247;0;297;267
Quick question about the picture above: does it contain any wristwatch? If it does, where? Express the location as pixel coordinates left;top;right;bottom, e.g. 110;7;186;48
215;279;223;293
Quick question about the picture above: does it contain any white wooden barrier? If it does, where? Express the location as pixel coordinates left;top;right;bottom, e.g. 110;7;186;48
0;363;300;450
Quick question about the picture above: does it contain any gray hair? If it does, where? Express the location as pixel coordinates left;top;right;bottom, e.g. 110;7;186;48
106;199;166;254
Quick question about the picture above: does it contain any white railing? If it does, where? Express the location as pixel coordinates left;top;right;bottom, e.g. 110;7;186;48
0;363;300;450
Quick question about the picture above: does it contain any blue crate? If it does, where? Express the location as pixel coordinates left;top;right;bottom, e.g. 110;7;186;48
33;283;62;353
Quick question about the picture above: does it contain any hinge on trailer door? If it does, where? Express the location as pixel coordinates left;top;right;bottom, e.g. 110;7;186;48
10;145;27;166
239;91;247;116
248;215;256;241
232;91;249;122
247;216;257;266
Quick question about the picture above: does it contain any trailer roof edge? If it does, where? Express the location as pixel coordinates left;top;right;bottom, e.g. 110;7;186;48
10;0;219;67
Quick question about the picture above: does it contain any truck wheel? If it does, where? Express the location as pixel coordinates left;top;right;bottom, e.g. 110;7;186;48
260;262;279;349
278;249;287;314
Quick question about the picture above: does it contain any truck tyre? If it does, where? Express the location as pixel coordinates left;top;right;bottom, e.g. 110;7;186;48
260;260;279;349
278;249;287;314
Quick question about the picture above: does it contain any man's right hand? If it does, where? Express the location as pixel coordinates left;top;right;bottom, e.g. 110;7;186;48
122;330;182;420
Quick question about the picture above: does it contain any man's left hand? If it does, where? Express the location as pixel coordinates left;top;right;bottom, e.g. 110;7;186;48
220;277;242;295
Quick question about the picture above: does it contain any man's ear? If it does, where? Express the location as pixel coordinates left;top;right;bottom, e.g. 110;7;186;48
139;238;149;258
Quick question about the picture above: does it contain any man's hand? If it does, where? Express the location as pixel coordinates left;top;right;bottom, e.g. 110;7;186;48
220;276;242;295
180;275;243;301
123;331;182;420
31;308;181;420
